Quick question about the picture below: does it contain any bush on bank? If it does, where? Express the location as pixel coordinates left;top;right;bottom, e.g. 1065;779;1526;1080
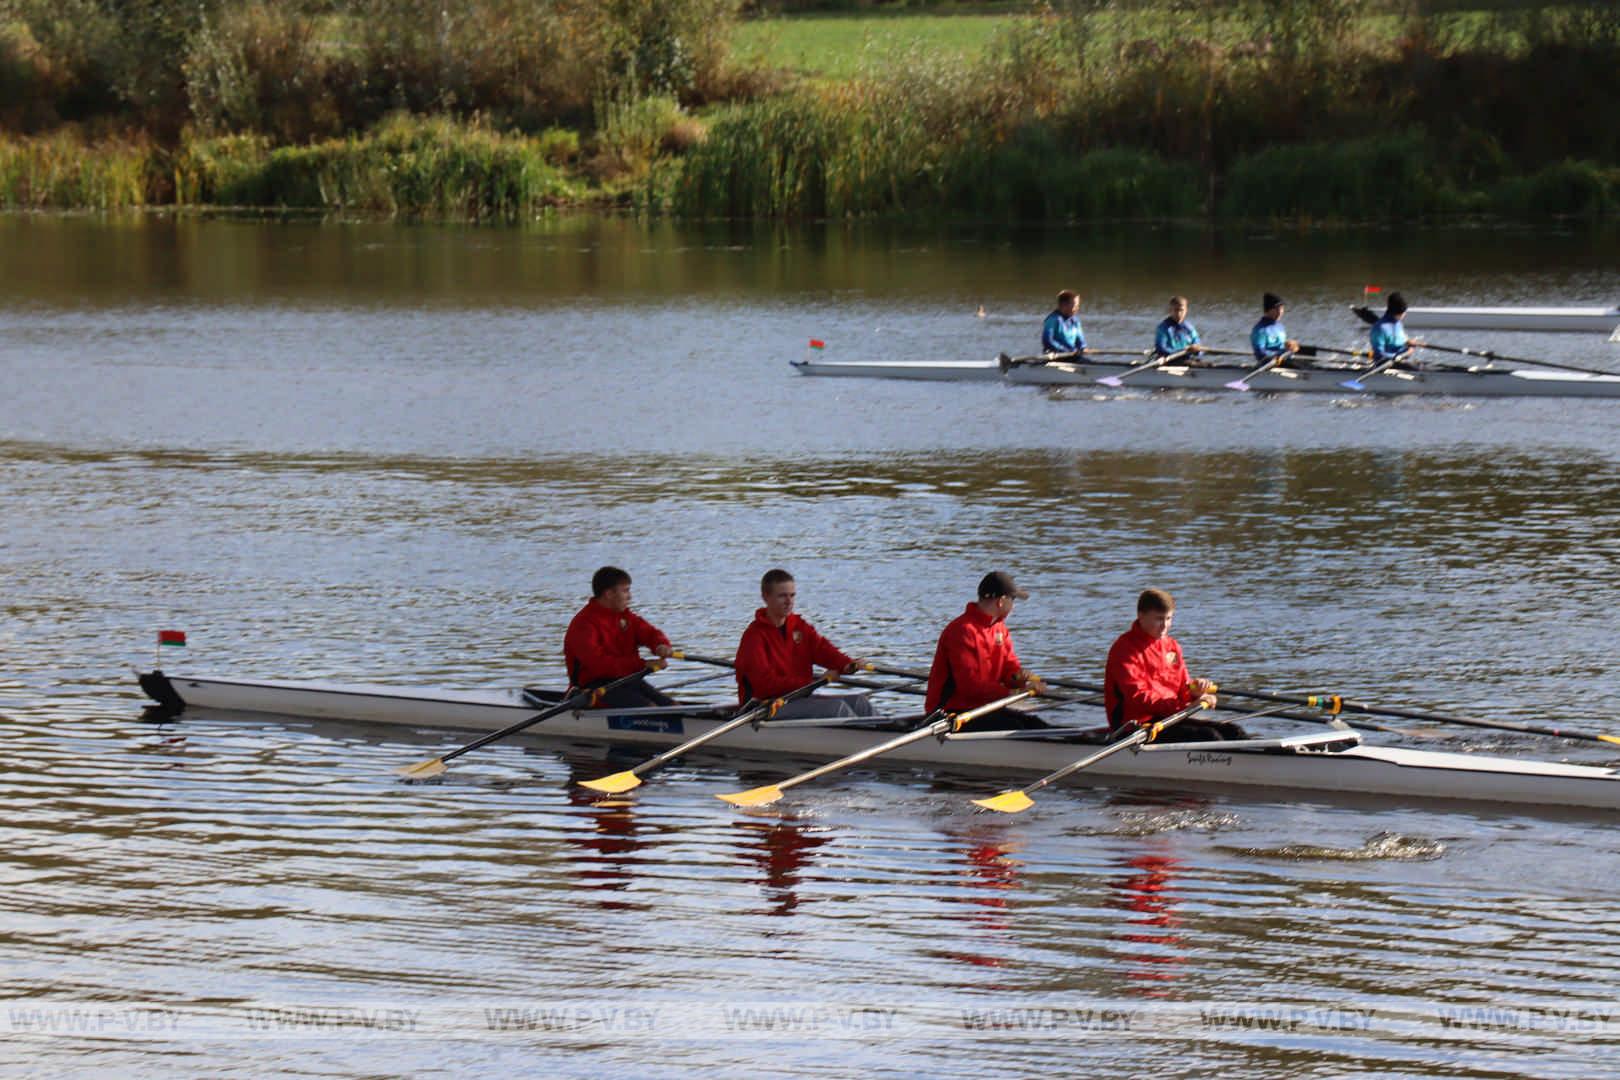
5;0;1620;221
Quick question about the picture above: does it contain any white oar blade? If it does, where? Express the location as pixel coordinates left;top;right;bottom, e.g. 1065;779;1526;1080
972;789;1035;814
398;757;447;780
1095;376;1124;388
1340;379;1366;391
1600;733;1620;746
579;770;642;794
717;784;783;808
1223;379;1252;391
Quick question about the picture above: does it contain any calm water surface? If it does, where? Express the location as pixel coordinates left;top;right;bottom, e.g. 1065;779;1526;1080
3;215;1619;1076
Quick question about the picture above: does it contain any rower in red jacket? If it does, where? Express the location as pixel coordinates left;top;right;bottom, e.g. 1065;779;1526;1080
563;566;674;708
734;568;871;719
1104;588;1242;742
925;572;1044;729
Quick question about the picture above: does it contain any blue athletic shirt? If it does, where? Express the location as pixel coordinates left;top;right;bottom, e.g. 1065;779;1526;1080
1368;315;1410;362
1250;316;1290;362
1155;317;1200;356
1042;311;1085;355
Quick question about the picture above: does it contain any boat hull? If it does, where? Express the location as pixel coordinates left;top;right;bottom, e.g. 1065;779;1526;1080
787;357;1620;397
1398;306;1620;334
1003;359;1620;398
140;672;1620;811
790;358;1003;381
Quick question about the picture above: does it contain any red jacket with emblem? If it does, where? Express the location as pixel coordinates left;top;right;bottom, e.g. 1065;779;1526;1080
925;603;1022;713
1104;620;1194;730
563;600;669;688
733;610;853;703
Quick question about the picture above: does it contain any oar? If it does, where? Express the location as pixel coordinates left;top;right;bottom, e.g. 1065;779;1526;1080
998;349;1149;371
674;651;928;699
859;664;1420;739
853;662;1096;706
1349;311;1617;375
1211;686;1620;745
716;690;1033;807
1340;350;1412;391
579;675;834;794
1224;352;1293;391
1096;348;1189;388
657;670;737;691
972;699;1219;813
1413;341;1616;377
397;666;658;779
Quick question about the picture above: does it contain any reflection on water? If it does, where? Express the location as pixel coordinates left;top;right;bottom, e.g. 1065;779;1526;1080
3;217;1620;1075
1107;847;1189;995
734;818;833;917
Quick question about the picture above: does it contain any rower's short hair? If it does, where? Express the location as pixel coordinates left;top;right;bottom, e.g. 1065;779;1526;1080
1137;588;1175;614
591;566;631;597
1169;295;1188;306
1056;289;1079;305
761;568;795;593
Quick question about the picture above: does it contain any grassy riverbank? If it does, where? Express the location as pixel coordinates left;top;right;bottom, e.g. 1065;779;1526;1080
3;0;1619;221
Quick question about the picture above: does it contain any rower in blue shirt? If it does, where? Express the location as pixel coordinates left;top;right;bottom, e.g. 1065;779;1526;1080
1041;289;1086;356
1368;292;1419;366
1250;292;1301;365
1154;295;1206;361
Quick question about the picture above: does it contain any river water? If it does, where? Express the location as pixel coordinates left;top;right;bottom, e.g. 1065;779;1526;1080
3;214;1619;1076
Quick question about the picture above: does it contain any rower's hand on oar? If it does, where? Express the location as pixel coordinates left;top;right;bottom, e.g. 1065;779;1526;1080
1018;672;1046;696
1190;678;1218;709
653;644;673;660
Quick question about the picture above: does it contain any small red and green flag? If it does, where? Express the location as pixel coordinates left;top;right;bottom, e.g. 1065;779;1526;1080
808;339;825;350
158;630;187;648
1362;285;1382;294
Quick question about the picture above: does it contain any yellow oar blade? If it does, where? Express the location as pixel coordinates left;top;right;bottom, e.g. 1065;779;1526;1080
717;785;784;808
579;771;642;794
1600;734;1620;745
398;758;447;780
972;789;1035;814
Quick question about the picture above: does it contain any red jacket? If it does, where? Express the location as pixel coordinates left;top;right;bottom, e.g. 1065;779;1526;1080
1104;620;1193;730
925;603;1022;713
563;601;669;688
734;610;853;703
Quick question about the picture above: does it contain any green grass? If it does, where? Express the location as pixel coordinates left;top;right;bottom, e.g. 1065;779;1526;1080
732;13;1020;80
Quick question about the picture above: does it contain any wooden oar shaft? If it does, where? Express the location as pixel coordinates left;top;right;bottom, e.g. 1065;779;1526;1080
1213;685;1618;744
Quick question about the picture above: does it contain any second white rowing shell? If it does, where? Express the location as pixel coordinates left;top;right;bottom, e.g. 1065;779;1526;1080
1399;306;1620;334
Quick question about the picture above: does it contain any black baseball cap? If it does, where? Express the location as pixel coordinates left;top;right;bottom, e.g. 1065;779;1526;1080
1262;292;1284;311
978;571;1029;600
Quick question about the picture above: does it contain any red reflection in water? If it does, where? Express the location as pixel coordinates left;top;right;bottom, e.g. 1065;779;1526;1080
1107;845;1187;994
563;768;646;912
734;818;832;916
941;830;1025;973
